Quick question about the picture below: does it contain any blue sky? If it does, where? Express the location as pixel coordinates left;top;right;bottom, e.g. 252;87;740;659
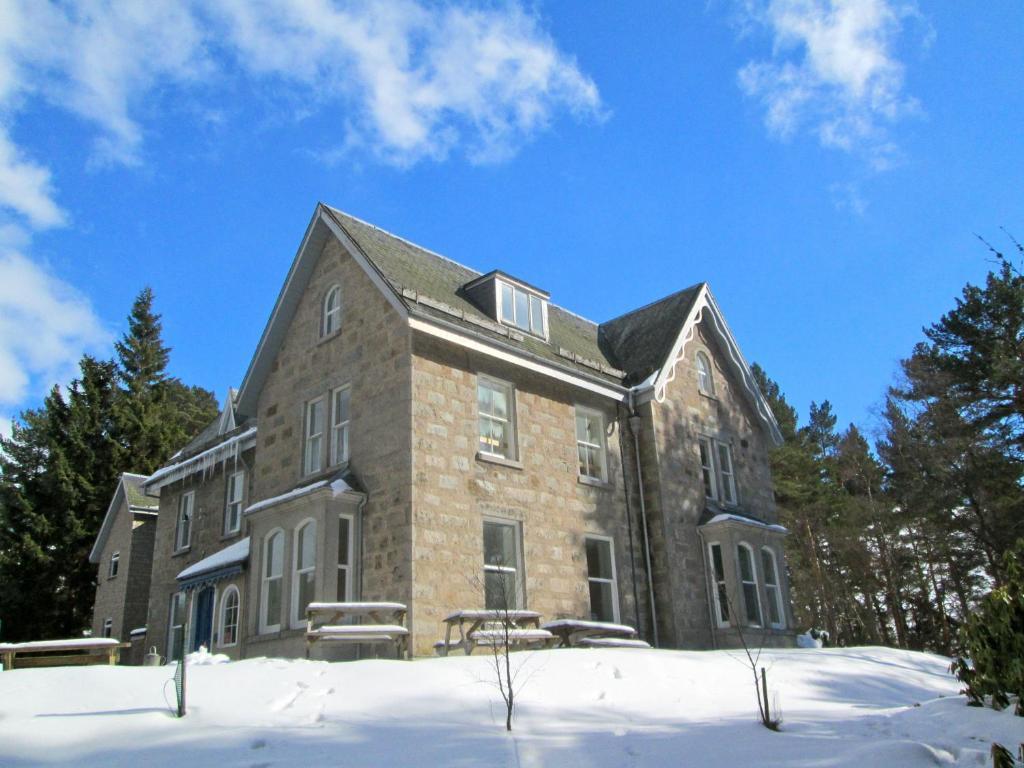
1;1;1021;441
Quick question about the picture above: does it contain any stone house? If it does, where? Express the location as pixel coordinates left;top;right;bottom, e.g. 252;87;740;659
89;473;159;656
94;203;795;661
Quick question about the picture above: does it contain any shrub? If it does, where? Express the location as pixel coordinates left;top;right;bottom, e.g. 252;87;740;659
951;540;1024;715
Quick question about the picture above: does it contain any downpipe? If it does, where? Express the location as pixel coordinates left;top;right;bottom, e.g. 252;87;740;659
628;394;659;648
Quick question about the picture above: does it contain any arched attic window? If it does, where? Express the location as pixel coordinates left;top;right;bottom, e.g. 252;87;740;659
322;285;342;337
696;351;715;396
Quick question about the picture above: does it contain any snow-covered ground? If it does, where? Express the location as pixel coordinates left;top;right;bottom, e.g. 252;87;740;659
1;646;1021;767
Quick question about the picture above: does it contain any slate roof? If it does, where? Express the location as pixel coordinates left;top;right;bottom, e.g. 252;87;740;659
323;207;699;387
122;473;157;509
599;285;704;385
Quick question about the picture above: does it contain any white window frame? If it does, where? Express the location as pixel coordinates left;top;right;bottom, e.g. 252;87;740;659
707;542;730;627
761;547;785;629
303;397;325;476
584;534;620;623
698;436;739;506
330;385;351;466
102;618;113;638
482;517;524;610
737;542;763;627
168;591;187;661
218;585;240;648
695;350;715;396
291;518;318;629
322;284;341;337
337;513;355;602
575;406;608;482
717;442;737;505
477;376;517;460
175;491;194;552
224;470;244;535
260;528;284;634
496;279;547;338
108;551;120;578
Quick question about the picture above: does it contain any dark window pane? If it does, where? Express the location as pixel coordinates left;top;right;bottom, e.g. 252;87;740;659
586;538;613;580
338;517;350;567
588;580;614;622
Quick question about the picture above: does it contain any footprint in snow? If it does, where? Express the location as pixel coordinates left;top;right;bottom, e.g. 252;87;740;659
612;666;623;680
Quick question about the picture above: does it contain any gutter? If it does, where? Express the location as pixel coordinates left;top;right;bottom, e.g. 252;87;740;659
628;391;659;648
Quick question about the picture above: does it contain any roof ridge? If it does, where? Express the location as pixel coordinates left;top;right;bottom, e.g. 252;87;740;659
121;472;149;480
326;206;482;278
326;204;601;327
601;282;705;327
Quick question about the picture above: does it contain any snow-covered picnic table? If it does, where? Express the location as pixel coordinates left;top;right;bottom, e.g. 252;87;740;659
438;610;554;656
0;638;128;671
305;602;409;659
540;619;647;648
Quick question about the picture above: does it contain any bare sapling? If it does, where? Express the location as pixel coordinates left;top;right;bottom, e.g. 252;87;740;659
726;592;781;731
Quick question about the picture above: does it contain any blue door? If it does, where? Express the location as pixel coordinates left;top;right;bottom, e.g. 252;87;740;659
192;587;214;652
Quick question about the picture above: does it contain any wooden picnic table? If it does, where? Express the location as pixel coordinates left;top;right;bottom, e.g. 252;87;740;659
0;638;129;671
305;602;409;659
439;609;554;656
541;619;643;648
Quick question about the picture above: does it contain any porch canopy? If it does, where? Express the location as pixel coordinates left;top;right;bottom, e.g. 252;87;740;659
176;537;250;591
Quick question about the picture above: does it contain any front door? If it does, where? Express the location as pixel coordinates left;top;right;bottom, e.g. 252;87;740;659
192;587;214;652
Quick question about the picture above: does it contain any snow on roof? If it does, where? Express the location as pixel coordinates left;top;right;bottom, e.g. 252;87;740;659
146;426;257;491
702;513;788;534
244;476;357;516
176;538;250;582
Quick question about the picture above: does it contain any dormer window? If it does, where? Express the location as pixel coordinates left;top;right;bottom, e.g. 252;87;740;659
498;280;546;337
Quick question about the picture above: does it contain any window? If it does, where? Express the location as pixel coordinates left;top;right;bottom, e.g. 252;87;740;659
103;618;113;638
322;285;341;337
219;586;240;647
168;592;187;661
483;519;521;610
575;407;608;482
708;543;730;626
717;443;737;505
477;378;516;459
260;530;284;633
585;536;619;622
175;491;194;551
304;398;325;476
737;544;762;627
224;471;244;535
330;386;351;466
498;280;546;337
761;548;785;629
337;514;354;601
292;520;317;627
698;437;738;506
696;351;715;396
109;551;120;578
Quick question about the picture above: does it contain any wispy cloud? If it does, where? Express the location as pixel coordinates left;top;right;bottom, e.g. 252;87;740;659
0;0;600;420
0;251;110;410
734;0;923;168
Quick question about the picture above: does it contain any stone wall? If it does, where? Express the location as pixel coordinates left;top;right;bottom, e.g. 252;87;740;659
637;319;792;648
123;515;156;638
91;495;133;641
408;332;638;655
249;238;414;638
143;448;255;659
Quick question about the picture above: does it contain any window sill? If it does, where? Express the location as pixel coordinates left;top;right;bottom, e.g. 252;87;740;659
172;547;191;558
699;391;719;402
476;452;523;470
316;329;342;347
220;530;242;542
577;475;611;489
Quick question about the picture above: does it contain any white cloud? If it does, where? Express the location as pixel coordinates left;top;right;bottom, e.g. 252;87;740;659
735;0;922;166
0;251;110;409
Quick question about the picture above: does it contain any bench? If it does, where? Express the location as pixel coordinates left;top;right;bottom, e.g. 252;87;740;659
541;619;643;648
0;638;128;671
439;610;554;656
305;602;409;659
576;637;651;649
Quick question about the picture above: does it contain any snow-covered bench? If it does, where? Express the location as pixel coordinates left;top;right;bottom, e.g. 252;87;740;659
0;638;128;671
438;610;554;656
541;619;642;648
576;637;651;649
305;602;409;659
